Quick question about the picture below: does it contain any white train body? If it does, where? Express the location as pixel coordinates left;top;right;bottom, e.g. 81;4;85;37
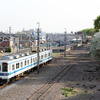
0;50;52;84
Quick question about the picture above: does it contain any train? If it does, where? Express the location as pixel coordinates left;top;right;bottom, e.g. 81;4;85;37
0;49;53;84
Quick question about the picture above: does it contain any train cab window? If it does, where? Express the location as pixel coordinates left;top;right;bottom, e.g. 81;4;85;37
16;63;19;69
21;62;23;67
12;64;15;70
2;63;8;72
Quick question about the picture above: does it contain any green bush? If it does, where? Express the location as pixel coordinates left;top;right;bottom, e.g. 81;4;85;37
8;46;12;52
62;88;77;97
90;32;100;60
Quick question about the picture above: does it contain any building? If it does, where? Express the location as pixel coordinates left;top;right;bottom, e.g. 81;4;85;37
46;33;77;45
16;30;35;49
0;32;19;53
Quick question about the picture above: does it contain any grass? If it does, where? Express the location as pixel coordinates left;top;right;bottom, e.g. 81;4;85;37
62;87;77;97
52;52;60;57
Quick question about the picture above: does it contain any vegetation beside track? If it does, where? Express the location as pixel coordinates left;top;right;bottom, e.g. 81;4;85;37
52;52;61;57
62;87;77;97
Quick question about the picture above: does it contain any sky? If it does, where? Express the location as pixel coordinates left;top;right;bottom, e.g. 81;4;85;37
0;0;100;33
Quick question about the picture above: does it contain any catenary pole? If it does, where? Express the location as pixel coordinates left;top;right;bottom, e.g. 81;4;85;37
9;26;12;41
37;22;40;73
64;28;67;57
46;34;49;50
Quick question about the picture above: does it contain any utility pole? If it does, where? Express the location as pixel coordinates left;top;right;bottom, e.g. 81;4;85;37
9;26;12;52
76;33;78;45
46;34;49;50
49;38;50;50
64;28;67;57
37;22;40;73
81;34;83;47
9;26;12;41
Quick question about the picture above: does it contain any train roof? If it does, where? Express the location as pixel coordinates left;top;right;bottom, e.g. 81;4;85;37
0;50;52;63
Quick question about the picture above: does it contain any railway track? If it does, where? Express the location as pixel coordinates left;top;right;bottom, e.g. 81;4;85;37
0;45;86;99
0;63;48;89
0;74;27;89
27;47;86;100
27;64;73;100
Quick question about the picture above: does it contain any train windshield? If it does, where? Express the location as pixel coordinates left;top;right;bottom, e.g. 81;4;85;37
2;63;8;72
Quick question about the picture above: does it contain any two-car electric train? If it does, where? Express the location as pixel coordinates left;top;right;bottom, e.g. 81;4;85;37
0;49;52;84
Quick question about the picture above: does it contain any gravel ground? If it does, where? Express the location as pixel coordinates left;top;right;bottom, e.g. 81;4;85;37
0;47;70;100
39;45;100;100
0;44;100;100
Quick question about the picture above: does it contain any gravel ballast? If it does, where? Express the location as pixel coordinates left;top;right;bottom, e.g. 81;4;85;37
0;44;100;100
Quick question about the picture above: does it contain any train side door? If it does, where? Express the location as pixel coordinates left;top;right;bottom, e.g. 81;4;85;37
12;64;16;77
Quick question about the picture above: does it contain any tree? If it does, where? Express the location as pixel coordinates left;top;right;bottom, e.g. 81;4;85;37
90;32;100;61
78;28;95;36
94;16;100;32
8;46;11;52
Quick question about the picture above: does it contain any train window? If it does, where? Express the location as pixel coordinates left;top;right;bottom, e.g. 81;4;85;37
45;54;47;58
35;57;37;62
41;55;43;59
16;63;19;69
21;62;23;67
27;60;29;65
31;58;32;63
2;63;8;72
48;53;50;56
39;56;40;60
25;60;26;66
33;58;34;62
33;58;36;62
12;64;15;70
0;65;1;71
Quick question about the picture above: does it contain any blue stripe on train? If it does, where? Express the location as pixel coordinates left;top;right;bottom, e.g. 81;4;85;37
0;56;52;76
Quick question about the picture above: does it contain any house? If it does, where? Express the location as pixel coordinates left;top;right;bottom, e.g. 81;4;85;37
15;33;34;49
46;33;77;45
0;32;19;53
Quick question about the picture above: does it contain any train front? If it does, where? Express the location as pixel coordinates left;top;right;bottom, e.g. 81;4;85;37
0;62;9;84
